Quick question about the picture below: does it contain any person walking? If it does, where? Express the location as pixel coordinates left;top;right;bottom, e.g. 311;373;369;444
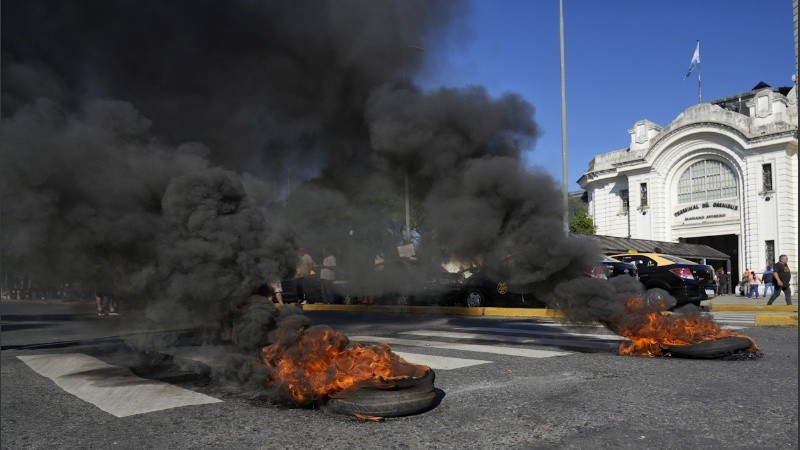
746;271;761;299
766;255;792;305
319;248;337;304
762;265;775;297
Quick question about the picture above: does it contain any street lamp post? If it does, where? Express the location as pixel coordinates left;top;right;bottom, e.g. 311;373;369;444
405;175;411;242
402;44;424;244
559;0;569;236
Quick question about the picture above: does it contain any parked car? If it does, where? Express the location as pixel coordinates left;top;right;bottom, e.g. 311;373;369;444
362;258;464;306
457;266;545;308
608;252;716;307
599;255;638;279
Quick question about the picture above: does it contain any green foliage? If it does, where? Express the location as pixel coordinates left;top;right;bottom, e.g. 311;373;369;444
569;209;596;235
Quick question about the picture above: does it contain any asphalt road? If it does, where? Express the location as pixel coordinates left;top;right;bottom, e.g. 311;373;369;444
2;300;797;449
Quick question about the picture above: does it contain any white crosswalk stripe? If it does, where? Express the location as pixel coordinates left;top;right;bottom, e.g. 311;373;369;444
706;313;753;326
349;335;572;359
392;351;492;370
17;353;222;417
401;330;619;349
508;318;746;330
445;326;624;341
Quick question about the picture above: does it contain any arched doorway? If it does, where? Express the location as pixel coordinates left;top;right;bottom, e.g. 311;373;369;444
672;159;742;293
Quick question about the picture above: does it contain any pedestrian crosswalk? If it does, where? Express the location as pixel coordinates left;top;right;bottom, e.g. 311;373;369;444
14;314;752;417
391;352;492;370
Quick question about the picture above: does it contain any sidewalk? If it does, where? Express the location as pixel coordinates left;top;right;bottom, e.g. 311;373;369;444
709;291;798;306
702;292;798;326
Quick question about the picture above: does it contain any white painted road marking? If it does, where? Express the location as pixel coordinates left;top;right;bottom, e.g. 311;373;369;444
400;330;617;349
349;336;571;358
392;351;492;370
432;327;624;341
508;319;745;330
707;312;754;325
17;354;222;417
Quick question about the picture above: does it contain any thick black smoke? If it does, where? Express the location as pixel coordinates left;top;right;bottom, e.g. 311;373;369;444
1;0;457;180
1;0;460;321
1;0;637;374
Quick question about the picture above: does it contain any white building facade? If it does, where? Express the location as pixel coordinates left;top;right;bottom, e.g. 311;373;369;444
579;83;798;290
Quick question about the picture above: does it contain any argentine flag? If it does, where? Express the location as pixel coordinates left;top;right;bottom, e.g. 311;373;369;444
683;41;700;80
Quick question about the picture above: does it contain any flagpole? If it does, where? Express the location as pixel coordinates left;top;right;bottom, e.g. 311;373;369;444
697;40;702;103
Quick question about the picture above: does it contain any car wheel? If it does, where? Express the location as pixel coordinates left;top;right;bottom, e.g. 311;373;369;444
464;289;484;307
641;288;675;310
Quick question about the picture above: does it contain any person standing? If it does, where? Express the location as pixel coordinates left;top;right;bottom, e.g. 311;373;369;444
715;266;725;295
269;280;284;305
739;268;751;296
762;265;775;297
253;282;282;305
295;251;315;304
767;255;792;305
95;291;119;316
746;271;761;299
320;248;337;304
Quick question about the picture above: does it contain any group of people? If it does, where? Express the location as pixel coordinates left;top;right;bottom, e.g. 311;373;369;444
737;254;792;305
254;248;340;306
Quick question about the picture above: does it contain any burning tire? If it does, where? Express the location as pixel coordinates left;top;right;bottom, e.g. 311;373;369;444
325;370;437;418
665;337;753;359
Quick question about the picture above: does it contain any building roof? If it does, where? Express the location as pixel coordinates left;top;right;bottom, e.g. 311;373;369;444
710;82;794;114
570;233;730;261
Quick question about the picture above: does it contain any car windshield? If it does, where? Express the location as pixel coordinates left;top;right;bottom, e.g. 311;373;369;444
659;254;698;265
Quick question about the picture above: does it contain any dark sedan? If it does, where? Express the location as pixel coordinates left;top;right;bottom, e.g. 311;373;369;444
457;267;545;308
608;252;716;307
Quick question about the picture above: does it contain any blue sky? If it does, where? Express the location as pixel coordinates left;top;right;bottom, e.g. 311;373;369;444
419;0;797;191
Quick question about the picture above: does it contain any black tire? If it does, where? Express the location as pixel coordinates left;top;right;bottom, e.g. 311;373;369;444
326;370;437;418
464;289;485;307
665;337;753;359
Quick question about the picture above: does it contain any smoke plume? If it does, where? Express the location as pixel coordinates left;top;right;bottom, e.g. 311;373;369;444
0;0;649;397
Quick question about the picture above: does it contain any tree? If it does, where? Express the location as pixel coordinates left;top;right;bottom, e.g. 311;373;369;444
569;209;596;235
568;193;596;235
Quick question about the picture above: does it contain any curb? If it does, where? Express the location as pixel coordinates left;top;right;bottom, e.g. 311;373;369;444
301;304;484;316
301;304;797;327
300;304;563;318
753;314;798;327
710;304;797;312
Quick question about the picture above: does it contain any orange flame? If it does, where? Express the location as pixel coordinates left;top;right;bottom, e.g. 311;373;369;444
612;296;758;357
260;325;429;404
353;413;384;422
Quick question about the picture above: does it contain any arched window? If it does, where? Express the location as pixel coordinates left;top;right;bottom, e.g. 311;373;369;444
677;160;737;204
